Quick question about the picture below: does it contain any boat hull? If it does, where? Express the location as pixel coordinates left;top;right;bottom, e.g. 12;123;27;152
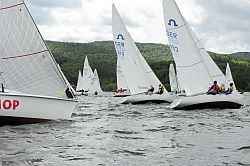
122;93;177;104
113;91;131;97
0;93;76;126
171;94;244;110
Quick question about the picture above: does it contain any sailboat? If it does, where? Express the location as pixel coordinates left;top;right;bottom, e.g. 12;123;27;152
162;0;244;109
75;70;84;96
89;69;103;95
0;0;76;125
112;4;175;104
76;56;102;96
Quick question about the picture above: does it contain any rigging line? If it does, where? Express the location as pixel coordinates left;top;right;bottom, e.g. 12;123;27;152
2;50;49;60
0;3;24;11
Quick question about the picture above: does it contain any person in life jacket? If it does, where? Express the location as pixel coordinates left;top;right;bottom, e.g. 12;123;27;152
226;83;234;94
207;80;219;95
157;84;164;94
220;83;226;93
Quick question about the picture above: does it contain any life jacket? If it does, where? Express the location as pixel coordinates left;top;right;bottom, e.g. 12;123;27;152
221;86;225;92
212;84;219;91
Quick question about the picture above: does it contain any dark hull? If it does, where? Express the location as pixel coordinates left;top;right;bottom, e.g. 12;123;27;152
175;101;242;110
0;116;50;126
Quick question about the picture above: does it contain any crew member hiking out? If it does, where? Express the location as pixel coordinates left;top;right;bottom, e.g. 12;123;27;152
207;81;219;95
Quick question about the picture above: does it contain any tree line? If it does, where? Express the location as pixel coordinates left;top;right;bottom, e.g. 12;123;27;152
47;40;250;92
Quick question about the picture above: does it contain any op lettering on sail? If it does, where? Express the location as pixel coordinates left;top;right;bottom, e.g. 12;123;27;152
166;19;179;57
115;34;125;60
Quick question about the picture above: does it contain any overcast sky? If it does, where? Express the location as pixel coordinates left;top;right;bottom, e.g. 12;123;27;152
25;0;250;54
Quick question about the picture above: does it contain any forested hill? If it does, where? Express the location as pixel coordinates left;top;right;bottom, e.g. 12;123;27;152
46;40;250;92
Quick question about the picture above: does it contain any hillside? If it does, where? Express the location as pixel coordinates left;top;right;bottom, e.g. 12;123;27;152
46;41;250;92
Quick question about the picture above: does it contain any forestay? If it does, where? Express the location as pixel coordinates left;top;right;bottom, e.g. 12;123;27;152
0;0;69;98
162;0;225;96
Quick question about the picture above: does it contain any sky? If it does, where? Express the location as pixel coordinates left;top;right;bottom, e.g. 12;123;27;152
25;0;250;54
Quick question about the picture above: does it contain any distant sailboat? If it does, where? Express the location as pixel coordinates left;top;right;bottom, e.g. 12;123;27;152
76;56;102;96
162;0;244;109
89;69;103;95
0;0;76;125
112;4;175;104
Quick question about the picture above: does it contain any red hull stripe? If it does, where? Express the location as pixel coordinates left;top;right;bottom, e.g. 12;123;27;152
2;50;49;60
0;3;24;11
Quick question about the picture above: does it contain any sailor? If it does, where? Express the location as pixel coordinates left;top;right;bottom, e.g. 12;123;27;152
147;85;154;94
157;84;164;94
220;83;226;93
65;87;75;99
226;83;234;94
207;80;219;95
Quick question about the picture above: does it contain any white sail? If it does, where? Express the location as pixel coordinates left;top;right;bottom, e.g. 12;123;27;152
112;4;164;95
0;0;70;98
76;70;83;92
162;0;226;96
116;60;129;90
226;62;237;92
82;56;94;92
90;69;103;93
169;63;178;92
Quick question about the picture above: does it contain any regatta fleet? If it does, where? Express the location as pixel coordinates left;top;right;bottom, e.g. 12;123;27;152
0;0;248;126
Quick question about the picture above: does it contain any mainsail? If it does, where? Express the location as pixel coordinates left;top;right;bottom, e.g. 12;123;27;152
112;4;164;95
90;69;103;92
0;0;69;98
76;70;83;92
162;0;226;96
169;63;178;92
82;56;94;92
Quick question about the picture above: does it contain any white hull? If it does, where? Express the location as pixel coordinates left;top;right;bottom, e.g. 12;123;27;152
171;93;245;110
122;93;177;104
0;93;76;125
113;91;131;97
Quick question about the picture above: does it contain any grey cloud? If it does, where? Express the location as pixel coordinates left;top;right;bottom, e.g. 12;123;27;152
28;5;57;25
26;0;82;9
122;14;143;28
189;0;250;53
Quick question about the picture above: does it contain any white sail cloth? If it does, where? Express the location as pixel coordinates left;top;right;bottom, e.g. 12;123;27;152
0;0;69;98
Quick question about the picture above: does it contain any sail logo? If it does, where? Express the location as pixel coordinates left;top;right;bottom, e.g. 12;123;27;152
168;19;178;27
0;99;20;110
117;34;124;40
115;42;125;59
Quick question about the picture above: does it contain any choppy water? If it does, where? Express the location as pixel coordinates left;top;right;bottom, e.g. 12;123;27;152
1;93;250;166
